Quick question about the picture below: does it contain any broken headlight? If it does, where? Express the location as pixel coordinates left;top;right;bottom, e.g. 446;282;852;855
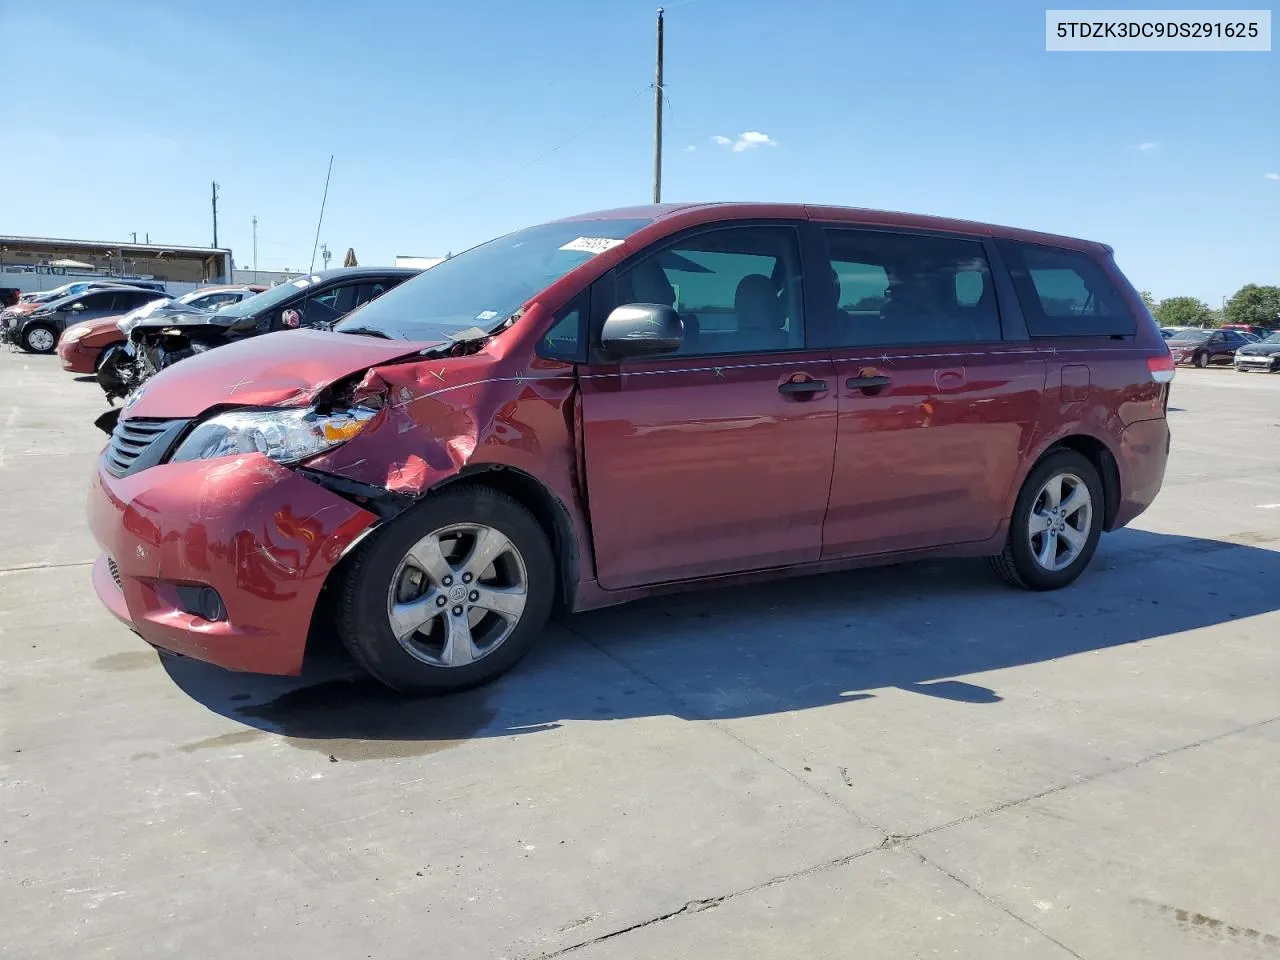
169;407;376;465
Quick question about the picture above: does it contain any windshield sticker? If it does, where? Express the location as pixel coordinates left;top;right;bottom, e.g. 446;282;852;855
559;237;626;255
475;310;499;322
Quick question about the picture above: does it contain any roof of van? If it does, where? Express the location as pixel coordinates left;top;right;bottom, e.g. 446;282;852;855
559;203;1109;253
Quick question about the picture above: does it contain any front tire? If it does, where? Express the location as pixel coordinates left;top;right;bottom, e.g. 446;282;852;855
21;322;58;354
990;449;1104;591
336;485;555;694
1194;351;1209;368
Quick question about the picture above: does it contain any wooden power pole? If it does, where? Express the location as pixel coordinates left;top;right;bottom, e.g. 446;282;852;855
653;7;664;204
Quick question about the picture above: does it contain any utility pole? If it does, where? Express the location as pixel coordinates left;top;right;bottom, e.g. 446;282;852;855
652;7;664;204
130;232;137;243
211;181;220;248
252;216;259;281
145;232;149;244
320;243;331;270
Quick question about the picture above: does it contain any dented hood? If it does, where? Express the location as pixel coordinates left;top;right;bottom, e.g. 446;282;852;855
124;329;430;419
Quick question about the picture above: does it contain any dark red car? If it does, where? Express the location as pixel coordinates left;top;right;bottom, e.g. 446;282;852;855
87;203;1172;693
1166;327;1250;367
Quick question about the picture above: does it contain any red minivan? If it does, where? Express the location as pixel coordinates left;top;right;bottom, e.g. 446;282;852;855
87;204;1173;693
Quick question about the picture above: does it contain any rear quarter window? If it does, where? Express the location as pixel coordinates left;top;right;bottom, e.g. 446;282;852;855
998;240;1135;338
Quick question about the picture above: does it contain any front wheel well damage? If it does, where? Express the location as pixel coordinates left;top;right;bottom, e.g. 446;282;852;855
1046;435;1121;531
304;463;579;664
433;466;578;611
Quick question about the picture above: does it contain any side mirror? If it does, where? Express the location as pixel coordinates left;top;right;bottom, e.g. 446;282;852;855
600;303;683;359
70;303;85;312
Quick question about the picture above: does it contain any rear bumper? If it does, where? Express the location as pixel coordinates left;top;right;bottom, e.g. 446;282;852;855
87;454;378;675
1112;417;1170;529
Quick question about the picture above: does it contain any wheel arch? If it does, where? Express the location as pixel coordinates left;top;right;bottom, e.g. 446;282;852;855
1042;435;1122;531
430;464;580;610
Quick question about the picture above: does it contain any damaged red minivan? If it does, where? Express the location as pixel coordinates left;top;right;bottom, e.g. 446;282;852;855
87;203;1173;693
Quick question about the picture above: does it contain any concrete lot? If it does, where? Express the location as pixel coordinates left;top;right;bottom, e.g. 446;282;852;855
2;349;1278;959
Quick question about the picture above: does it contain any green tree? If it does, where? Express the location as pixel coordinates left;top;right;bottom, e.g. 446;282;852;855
1154;296;1213;327
1139;290;1156;312
1223;284;1280;328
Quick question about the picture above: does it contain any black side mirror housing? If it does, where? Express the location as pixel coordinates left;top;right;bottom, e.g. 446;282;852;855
600;303;683;359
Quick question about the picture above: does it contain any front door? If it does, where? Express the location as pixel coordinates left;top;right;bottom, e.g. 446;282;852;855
814;226;1046;558
579;223;838;590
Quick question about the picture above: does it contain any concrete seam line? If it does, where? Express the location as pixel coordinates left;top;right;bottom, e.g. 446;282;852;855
0;559;96;576
910;714;1280;844
909;849;1088;960
528;842;884;960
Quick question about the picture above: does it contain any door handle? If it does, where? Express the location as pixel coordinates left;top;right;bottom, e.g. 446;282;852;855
846;375;891;393
778;378;828;396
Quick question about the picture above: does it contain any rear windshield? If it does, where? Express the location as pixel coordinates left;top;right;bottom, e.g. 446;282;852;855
334;218;653;341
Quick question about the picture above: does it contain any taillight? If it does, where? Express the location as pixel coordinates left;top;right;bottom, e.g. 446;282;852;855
1148;353;1176;384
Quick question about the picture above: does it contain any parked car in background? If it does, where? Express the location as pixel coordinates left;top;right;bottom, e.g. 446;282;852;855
16;278;165;304
1166;328;1250;367
3;286;168;353
58;285;266;374
1221;323;1274;339
1159;326;1191;339
87;202;1172;695
97;267;418;401
0;288;20;309
1234;331;1280;373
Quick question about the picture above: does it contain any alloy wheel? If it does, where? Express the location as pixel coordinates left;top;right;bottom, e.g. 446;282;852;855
385;523;529;668
26;328;55;352
1027;472;1093;572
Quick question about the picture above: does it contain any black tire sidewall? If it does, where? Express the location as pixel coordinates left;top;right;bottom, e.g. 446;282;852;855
22;323;57;354
340;486;555;694
1006;450;1104;590
1194;352;1208;368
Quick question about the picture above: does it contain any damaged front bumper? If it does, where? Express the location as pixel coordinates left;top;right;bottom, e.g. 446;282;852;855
87;452;379;675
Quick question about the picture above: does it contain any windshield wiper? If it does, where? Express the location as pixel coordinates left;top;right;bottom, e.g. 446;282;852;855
338;326;395;340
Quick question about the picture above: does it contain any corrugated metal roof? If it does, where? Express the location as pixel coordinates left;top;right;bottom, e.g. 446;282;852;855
0;235;231;257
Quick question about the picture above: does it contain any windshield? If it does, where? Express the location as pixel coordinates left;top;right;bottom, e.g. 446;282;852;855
334;218;653;341
216;276;319;319
1171;330;1210;342
1260;332;1280;344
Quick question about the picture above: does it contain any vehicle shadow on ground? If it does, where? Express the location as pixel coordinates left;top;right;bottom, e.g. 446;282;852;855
162;529;1280;751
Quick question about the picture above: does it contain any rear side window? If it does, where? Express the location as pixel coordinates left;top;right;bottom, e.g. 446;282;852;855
999;241;1134;337
820;229;1002;347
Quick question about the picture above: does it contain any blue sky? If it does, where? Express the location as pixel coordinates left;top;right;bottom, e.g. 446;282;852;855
1;0;1275;303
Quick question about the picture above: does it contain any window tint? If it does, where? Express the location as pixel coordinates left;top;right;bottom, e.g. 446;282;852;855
298;284;356;326
80;291;115;309
540;306;581;360
353;280;395;308
820;229;1001;347
998;241;1134;337
613;225;804;355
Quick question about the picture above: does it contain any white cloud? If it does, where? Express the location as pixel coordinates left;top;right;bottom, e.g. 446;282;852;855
682;144;697;152
1266;172;1280;181
1132;141;1159;151
712;130;779;152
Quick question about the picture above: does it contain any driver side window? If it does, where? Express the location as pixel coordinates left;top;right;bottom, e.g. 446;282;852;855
611;225;805;357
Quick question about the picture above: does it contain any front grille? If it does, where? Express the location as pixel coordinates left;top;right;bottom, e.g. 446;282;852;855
104;417;190;478
106;558;122;589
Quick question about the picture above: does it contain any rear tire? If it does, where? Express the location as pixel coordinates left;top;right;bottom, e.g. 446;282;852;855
990;449;1104;591
20;323;58;354
336;485;555;695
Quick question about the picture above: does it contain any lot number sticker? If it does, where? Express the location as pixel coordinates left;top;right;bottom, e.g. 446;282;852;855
559;237;626;255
